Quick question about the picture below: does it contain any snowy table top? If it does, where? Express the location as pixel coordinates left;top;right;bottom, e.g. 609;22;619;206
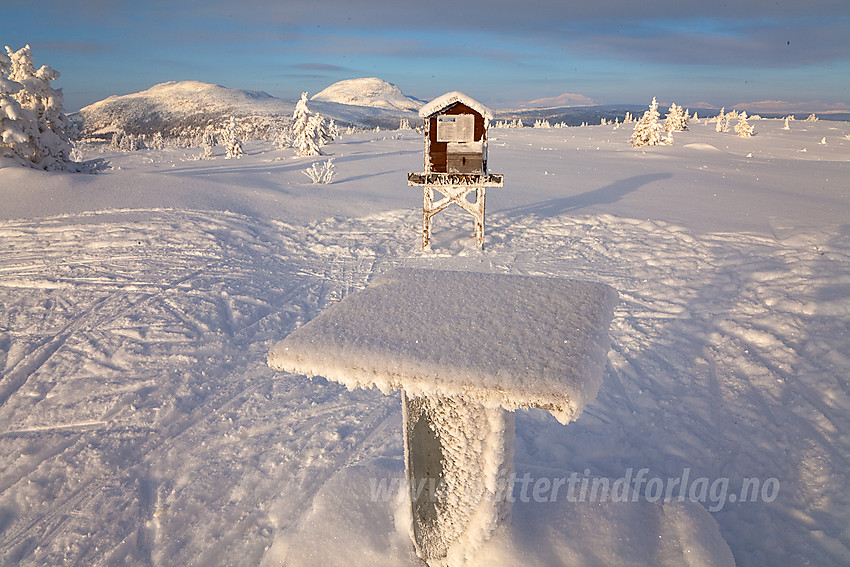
268;269;618;424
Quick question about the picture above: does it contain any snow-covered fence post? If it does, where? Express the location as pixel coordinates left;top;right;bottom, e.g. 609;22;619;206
407;92;503;250
268;269;618;566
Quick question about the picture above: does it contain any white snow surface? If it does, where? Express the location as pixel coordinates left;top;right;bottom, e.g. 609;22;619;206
310;78;423;112
1;119;849;566
77;81;290;134
268;268;617;424
419;91;495;120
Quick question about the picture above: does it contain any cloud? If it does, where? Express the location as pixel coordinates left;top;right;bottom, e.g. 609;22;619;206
32;41;110;54
292;62;352;72
525;93;595;108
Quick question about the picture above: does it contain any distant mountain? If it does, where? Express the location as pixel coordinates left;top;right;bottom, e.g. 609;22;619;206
523;93;595;108
76;81;294;138
495;104;648;127
311;78;424;112
75;80;421;140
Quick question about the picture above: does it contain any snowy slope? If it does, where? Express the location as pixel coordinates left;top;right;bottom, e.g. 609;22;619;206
75;79;420;138
1;119;849;566
76;81;294;137
311;78;423;112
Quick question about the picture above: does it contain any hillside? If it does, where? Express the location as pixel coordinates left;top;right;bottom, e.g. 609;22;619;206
76;81;294;139
311;77;423;112
75;80;421;140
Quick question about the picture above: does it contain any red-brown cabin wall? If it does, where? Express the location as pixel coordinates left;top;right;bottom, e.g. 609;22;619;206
425;102;486;173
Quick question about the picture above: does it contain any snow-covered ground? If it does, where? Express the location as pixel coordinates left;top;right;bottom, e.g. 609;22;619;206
1;120;848;566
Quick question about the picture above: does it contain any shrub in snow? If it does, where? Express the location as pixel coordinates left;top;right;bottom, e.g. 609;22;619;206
1;45;75;170
631;97;671;147
805;113;818;122
224;117;243;159
734;112;754;137
303;158;336;184
663;103;688;132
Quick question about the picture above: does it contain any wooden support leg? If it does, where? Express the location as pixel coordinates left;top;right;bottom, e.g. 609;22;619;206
423;186;433;251
402;391;515;565
474;187;486;249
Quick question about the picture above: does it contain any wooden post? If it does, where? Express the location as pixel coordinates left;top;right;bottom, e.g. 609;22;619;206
474;187;486;248
402;391;514;565
423;186;434;250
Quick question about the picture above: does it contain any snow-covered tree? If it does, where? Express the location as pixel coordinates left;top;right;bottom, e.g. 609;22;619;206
328;118;340;140
734;111;754;137
805;113;818;122
1;45;74;170
398;118;410;131
290;92;324;157
631;97;670;147
291;93;310;142
201;126;216;159
224;116;243;159
108;132;121;151
273;124;292;150
151;131;165;150
715;107;727;133
782;116;791;130
663;103;688;132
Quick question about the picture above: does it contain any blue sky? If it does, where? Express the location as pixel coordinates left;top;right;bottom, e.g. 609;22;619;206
4;0;850;112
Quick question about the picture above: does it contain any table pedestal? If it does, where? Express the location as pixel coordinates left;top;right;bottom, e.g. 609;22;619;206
402;392;515;565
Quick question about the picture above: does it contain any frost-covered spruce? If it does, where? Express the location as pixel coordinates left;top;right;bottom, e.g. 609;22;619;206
1;45;74;170
735;112;754;138
291;92;324;157
151;131;165;150
631;97;670;147
224;116;243;159
663;103;688;132
714;110;722;132
201;127;216;159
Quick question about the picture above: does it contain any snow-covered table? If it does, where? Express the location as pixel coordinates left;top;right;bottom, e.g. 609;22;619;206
268;268;618;565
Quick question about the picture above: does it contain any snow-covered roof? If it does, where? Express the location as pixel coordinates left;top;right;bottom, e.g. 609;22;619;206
268;268;618;424
419;91;494;120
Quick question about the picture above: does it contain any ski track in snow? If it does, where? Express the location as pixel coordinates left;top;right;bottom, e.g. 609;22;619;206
0;206;848;566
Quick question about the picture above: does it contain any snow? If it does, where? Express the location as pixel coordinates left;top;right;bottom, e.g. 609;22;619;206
75;80;419;138
1;118;849;566
268;268;617;424
311;78;423;112
419;91;495;120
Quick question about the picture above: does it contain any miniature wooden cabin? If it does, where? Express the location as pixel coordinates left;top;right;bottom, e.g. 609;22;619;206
408;92;504;249
424;98;488;174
